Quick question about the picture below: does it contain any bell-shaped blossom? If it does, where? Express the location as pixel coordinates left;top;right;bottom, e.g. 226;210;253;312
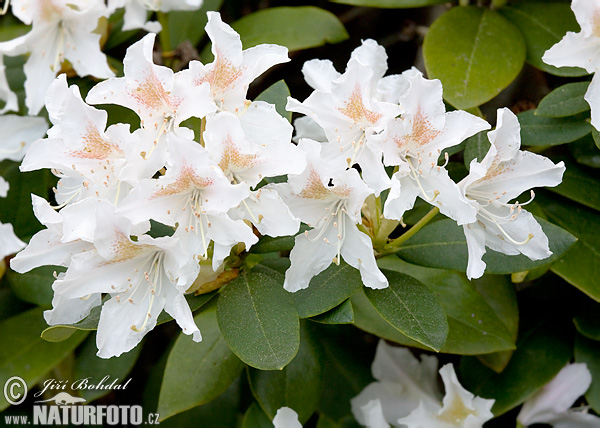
0;55;18;113
0;114;48;162
118;133;257;270
287;39;404;194
543;0;600;130
203;109;305;237
87;33;215;135
458;108;565;279
368;68;489;224
517;363;600;428
107;0;203;33
352;341;494;428
51;202;200;358
182;12;289;112
273;407;302;428
272;139;387;292
0;0;114;115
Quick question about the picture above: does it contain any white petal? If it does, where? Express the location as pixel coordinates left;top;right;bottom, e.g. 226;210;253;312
585;72;600;132
383;172;421;221
357;400;391;428
0;222;25;259
542;31;600;73
0;55;18;114
340;222;388;289
397;401;448;428
163;289;201;342
0;115;48;162
301;59;340;92
273;407;302;428
463;223;487;280
44;293;102;326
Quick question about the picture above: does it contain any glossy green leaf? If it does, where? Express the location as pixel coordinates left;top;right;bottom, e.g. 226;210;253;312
292;262;363;319
364;269;448;351
463;130;490;169
547;159;600;211
499;3;587;77
594;128;600;150
395;217;576;275
0;161;53;240
569;134;600;169
167;0;224;48
460;321;572;416
330;0;448;7
317;413;341;428
536;81;590;117
542;197;600;301
217;271;299;370
74;334;141;402
42;292;215;342
0;308;87;411
517;110;592;146
233;7;348;51
248;325;321;423
423;7;525;109
256;80;292;122
311;300;354;325
4;266;57;307
158;303;244;421
575;334;600;413
378;257;516;355
242;403;273;428
573;303;600;341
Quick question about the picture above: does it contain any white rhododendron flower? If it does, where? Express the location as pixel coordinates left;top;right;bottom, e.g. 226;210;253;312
273;139;387;292
273;407;302;428
287;39;403;194
352;341;494;428
369;68;489;224
0;178;25;259
87;33;216;135
459;108;565;279
107;0;203;33
543;0;600;130
0;0;114;115
183;11;289;112
518;363;600;427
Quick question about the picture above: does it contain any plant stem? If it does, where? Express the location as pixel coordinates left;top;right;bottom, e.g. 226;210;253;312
157;12;174;67
378;206;439;256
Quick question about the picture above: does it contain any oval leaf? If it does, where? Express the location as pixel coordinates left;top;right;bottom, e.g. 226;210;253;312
548;158;600;212
536;81;590;118
395;217;577;275
364;269;448;351
575;334;600;413
217;271;300;370
310;300;354;325
167;0;224;48
518;110;592;146
158;303;244;421
330;0;449;7
499;3;587;77
232;7;348;51
423;7;525;109
256;80;292;122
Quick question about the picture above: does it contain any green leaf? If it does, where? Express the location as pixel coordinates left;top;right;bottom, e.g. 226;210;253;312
463;130;490;169
292;262;363;319
378;257;517;355
542;196;600;301
594;128;600;151
575;334;600;413
364;269;449;351
42;292;215;342
569;134;600;169
517;110;592;146
242;403;273;428
329;0;449;7
311;300;354;325
0;161;53;240
547;159;600;211
0;308;88;411
233;7;348;51
255;80;292;122
74;334;141;402
535;82;590;117
157;303;244;421
574;303;600;341
423;7;525;109
460;321;572;416
498;3;588;77
250;227;307;254
248;324;321;423
317;413;341;428
395;217;577;275
168;0;224;48
4;266;57;307
217;271;299;370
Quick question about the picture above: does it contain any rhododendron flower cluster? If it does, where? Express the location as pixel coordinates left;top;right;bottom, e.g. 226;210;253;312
5;10;565;363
